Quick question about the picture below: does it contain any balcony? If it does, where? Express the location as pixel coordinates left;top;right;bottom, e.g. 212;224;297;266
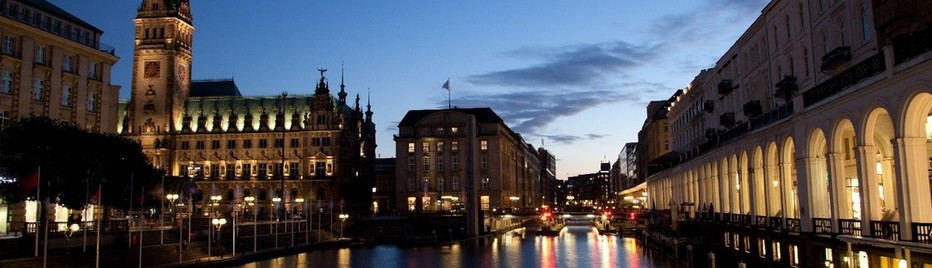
720;112;735;127
870;221;900;241
893;25;932;64
803;53;886;107
703;100;715;113
813;218;832;234
717;79;735;96
742;100;762;117
838;219;862;236
914;222;932;244
820;46;852;71
774;76;798;101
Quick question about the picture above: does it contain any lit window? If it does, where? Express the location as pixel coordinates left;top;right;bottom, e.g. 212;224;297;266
407;197;416;211
451;141;459;151
480;195;490;210
422;142;429;152
773;241;782;261
408;142;415;153
422;156;430;171
480;140;488;151
437;141;444;152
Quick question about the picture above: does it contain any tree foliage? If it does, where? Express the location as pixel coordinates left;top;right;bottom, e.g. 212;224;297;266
0;117;162;210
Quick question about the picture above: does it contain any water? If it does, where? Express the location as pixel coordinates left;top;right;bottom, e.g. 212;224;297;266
236;226;671;268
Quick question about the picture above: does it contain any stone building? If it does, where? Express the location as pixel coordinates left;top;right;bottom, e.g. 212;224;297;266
119;0;377;218
643;0;932;266
0;0;119;235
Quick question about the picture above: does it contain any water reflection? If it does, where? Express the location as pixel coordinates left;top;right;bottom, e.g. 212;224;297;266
236;226;665;268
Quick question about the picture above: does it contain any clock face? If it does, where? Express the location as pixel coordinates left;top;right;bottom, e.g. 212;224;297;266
144;61;160;78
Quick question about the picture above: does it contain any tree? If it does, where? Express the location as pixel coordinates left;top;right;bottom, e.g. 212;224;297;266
0;117;161;210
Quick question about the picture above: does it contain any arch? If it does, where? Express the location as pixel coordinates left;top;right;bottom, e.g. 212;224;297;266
720;157;732;213
752;145;766;216
863;107;898;221
781;136;799;219
832;118;861;220
766;141;781;217
898;91;932;223
807;128;831;218
738;150;750;215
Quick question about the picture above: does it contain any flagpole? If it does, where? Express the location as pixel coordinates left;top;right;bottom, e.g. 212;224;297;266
160;174;164;245
128;173;133;248
42;181;49;268
139;186;144;268
84;170;89;252
34;165;40;257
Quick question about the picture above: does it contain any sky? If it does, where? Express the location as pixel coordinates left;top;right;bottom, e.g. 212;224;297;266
51;0;768;178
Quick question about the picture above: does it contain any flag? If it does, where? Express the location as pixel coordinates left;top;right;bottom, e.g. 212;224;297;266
90;186;101;205
19;167;39;194
441;79;450;91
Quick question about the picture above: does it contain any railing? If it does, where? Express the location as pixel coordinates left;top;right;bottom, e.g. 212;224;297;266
755;216;768;228
838;219;862;236
893;25;932;64
913;222;932;244
803;53;885;107
820;46;852;71
870;221;900;241
813;218;832;234
738;214;752;227
769;217;783;230
749;101;794;130
722;213;732;223
786;218;801;233
98;43;116;55
24;220;128;234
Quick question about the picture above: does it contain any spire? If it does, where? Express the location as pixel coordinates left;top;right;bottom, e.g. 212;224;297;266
365;89;373;121
338;64;347;105
315;68;329;94
137;0;192;22
354;93;361;114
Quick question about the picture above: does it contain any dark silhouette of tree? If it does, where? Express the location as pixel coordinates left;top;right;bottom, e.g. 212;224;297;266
0;117;162;210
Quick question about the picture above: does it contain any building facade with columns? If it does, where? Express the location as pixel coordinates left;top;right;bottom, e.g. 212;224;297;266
119;0;377;218
0;0;119;236
643;0;932;266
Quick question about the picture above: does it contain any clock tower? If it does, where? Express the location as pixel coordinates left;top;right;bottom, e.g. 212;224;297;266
125;0;194;169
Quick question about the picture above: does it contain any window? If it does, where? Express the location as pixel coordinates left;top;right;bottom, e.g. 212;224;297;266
0;71;12;93
839;22;847;46
438;177;444;192
789;244;799;267
481;177;489;190
0;109;8;129
35;46;46;64
773;241;782;261
451;127;458;134
451;141;459;151
257;163;267;178
861;5;871;42
180;141;190;150
422;142;429;152
211;140;220;149
407;197;416;211
243;139;252;148
451;176;459;189
322;137;331;146
407;179;415;192
422;177;429;192
63;55;74;72
758;238;767;258
407;142;415;153
2;36;15;55
422;156;430;171
802;47;809;78
407;158;415;171
227;140;236;149
312;137;321;146
784;14;791;39
258;139;268;148
195;140;205;149
480;195;490;210
452;156;459;170
437;157;444;171
226;164;235;179
88;63;98;79
274;138;283;148
480;140;488;151
289;162;298;177
290;138;299;147
61;86;71;106
481;155;488;170
315;161;325;177
32;80;42;101
242;163;252;177
437;141;444;152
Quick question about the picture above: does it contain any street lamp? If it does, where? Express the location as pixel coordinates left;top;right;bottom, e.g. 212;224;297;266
296;198;306;244
65;223;79;267
338;214;348;239
209;195;221;257
509;196;520;213
272;197;281;247
166;193;180;264
211;218;227;258
244;196;256;253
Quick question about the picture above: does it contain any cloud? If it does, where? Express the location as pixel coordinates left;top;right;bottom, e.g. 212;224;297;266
468;41;662;88
451;89;637;136
650;0;768;46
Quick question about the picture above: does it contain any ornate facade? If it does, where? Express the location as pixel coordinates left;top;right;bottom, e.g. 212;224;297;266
642;0;932;266
120;0;376;217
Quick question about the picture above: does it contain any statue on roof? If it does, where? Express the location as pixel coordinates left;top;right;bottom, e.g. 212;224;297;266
318;68;328;78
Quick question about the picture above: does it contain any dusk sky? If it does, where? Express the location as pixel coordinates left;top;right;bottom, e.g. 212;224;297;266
52;0;768;177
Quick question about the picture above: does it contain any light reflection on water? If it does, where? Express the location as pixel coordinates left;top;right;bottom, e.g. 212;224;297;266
235;226;667;268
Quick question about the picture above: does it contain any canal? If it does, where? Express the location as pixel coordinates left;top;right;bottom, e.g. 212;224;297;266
235;226;676;268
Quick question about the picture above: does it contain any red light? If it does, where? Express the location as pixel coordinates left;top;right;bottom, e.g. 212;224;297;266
629;212;636;220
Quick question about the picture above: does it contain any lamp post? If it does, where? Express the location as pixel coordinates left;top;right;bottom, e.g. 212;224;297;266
279;91;288;229
509;196;520;213
338;214;348;239
244;196;256;253
272;197;281;248
211;218;226;258
65;223;79;267
209;195;221;257
295;198;304;246
166;193;180;264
